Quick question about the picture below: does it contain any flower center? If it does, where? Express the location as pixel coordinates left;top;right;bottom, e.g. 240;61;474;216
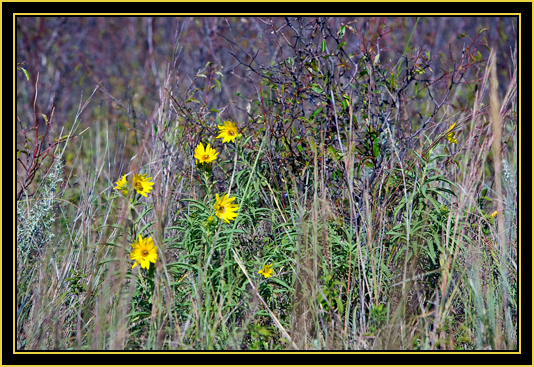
142;249;149;257
228;130;235;136
135;181;143;191
203;154;210;160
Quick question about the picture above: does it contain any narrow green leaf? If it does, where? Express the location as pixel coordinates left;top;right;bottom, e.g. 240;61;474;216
19;67;30;81
269;277;293;291
310;106;323;119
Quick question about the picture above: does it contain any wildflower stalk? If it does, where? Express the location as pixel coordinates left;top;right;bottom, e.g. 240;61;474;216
201;169;213;203
229;131;266;233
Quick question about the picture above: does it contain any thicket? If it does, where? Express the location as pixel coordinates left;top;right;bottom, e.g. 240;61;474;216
16;17;518;350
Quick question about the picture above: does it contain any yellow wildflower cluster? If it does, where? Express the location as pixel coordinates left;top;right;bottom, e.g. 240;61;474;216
118;120;240;270
193;121;239;165
193;121;241;224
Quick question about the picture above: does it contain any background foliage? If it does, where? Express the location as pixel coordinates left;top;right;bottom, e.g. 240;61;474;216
16;16;518;350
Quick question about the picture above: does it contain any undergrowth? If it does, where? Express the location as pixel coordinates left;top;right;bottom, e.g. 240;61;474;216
15;17;518;350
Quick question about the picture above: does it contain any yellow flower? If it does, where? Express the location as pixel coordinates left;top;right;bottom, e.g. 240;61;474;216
214;193;239;223
258;264;273;278
490;210;498;218
446;123;457;144
133;173;155;197
114;175;129;196
130;234;157;269
216;121;239;143
194;142;219;165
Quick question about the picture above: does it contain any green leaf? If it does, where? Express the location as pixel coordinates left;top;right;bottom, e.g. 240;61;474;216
185;97;202;104
321;40;327;53
335;297;344;314
389;72;396;90
380;262;392;277
338;25;346;38
372;141;380;158
402;17;420;57
327;146;342;161
18;66;30;81
269;277;293;291
336;41;346;50
421;186;441;211
435;187;457;198
311;85;323;94
373;53;380;66
393;196;409;219
127;310;151;319
167;262;200;272
310;106;323;119
96;258;121;266
309;59;320;72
